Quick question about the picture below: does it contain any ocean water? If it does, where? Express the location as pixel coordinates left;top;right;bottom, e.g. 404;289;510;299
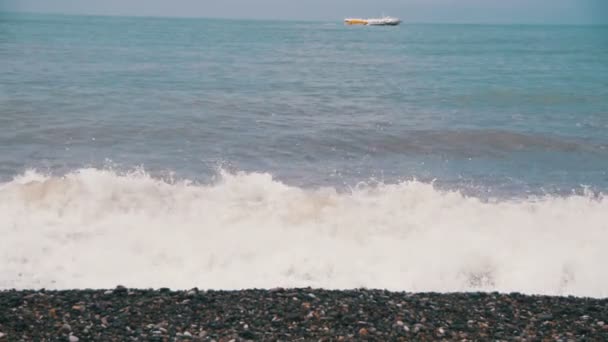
1;13;608;296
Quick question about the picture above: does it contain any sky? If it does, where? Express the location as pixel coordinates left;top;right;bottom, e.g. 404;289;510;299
2;0;607;25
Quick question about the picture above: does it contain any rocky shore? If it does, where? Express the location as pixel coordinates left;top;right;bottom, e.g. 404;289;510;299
1;287;607;341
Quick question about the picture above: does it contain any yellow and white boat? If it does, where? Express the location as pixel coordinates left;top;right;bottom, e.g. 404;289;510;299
344;16;401;26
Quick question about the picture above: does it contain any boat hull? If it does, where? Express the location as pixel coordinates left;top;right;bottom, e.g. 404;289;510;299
344;17;401;26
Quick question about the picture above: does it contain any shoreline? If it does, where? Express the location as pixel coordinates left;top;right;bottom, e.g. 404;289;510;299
1;288;607;341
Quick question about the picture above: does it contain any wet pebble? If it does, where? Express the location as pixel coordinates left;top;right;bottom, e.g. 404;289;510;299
0;289;606;340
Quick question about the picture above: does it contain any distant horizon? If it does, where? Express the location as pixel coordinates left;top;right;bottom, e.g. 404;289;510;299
2;0;607;26
3;10;608;27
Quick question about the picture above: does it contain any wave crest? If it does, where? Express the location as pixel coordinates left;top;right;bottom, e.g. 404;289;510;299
1;168;607;297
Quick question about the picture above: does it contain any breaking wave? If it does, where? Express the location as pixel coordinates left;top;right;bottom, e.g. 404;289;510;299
1;168;607;297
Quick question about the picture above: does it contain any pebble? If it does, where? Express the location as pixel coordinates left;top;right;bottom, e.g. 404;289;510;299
0;289;606;340
0;332;5;339
68;336;79;342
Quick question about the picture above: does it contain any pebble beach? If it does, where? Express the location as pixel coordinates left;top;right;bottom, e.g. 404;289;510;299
1;287;607;341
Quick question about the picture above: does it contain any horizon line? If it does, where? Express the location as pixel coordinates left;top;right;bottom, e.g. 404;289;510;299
2;10;606;27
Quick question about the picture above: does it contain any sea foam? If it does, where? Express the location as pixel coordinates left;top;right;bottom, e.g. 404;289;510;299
1;168;606;297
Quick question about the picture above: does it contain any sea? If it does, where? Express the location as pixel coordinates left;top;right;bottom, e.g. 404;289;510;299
1;12;608;297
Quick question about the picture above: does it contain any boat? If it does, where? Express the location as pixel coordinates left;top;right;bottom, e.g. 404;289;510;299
344;16;401;26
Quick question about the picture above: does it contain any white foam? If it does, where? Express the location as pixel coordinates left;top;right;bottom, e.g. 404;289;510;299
1;168;607;297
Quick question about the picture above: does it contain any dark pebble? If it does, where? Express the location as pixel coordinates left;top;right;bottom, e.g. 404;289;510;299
0;289;606;341
239;330;256;339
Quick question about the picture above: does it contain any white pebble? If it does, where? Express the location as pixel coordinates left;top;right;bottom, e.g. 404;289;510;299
69;336;79;342
184;331;192;337
0;332;5;338
598;321;605;326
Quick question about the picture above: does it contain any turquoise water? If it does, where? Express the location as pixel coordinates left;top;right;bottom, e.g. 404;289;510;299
1;13;608;195
3;13;608;294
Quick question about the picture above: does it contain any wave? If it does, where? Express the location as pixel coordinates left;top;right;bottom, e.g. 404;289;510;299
1;168;607;297
280;129;606;157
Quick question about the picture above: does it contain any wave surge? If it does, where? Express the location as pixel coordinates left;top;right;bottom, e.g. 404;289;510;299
1;169;607;297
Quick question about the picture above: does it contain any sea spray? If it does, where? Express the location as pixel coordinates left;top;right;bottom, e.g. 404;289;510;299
0;168;607;297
